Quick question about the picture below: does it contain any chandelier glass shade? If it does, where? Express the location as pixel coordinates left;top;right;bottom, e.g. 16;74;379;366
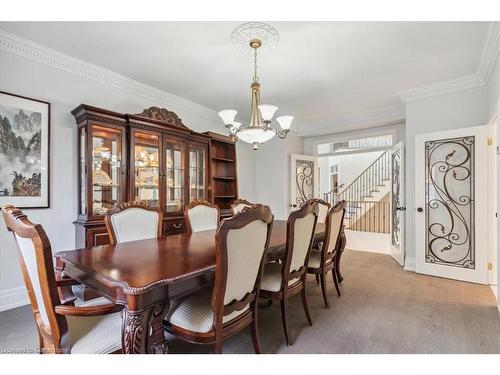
218;22;293;150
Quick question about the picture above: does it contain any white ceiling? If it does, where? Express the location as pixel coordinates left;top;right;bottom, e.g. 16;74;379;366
0;22;491;125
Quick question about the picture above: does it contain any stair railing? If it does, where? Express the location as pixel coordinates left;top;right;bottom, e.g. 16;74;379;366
323;149;390;206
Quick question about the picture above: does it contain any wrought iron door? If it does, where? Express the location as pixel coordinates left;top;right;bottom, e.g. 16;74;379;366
290;154;318;211
390;142;405;266
415;126;488;284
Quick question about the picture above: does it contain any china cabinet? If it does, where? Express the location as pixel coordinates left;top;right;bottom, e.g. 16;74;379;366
72;105;237;248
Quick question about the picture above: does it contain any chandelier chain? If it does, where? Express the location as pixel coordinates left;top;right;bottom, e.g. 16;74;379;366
253;47;259;83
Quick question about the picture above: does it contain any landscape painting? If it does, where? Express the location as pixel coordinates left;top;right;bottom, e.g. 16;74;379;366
0;92;50;208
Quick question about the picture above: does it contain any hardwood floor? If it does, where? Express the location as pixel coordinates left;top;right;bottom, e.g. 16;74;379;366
1;250;498;354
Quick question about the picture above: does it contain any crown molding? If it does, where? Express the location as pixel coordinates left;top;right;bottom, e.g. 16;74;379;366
399;22;500;102
0;29;219;122
296;105;405;137
478;22;500;83
398;74;485;102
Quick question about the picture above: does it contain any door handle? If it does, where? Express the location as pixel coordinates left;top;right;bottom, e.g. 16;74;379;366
417;207;423;213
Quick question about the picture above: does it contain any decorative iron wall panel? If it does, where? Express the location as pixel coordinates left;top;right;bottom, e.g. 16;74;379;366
295;160;314;205
425;136;474;269
391;150;401;250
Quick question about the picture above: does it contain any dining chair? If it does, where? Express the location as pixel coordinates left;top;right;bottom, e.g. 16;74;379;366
307;201;346;307
104;201;163;244
301;198;331;224
164;205;274;353
1;205;123;354
230;198;255;215
300;198;331;285
185;199;220;233
259;202;318;346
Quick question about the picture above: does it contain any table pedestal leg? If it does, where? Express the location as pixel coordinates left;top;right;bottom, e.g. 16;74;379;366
122;302;169;354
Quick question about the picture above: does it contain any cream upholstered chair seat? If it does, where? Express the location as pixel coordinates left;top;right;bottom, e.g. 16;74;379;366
260;263;300;293
186;204;219;232
109;207;160;243
307;251;333;269
166;289;249;333
67;297;122;354
317;203;329;224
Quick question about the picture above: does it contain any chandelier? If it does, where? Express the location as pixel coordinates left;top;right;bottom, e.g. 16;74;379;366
218;22;293;150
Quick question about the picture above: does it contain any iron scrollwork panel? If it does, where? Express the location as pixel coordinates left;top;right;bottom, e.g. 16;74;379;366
295;160;314;205
391;150;401;250
424;136;475;269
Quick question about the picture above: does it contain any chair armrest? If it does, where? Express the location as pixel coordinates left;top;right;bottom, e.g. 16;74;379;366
55;303;124;316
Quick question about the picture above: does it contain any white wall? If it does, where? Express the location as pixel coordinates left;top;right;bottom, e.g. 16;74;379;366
0;45;255;310
253;132;304;220
404;86;490;267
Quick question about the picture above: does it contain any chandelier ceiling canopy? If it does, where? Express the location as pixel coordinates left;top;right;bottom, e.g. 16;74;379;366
218;22;293;150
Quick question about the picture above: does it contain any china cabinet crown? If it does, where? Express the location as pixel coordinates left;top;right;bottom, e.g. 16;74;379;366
72;104;238;248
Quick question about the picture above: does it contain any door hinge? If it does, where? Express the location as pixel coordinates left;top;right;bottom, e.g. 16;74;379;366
487;138;493;146
488;262;493;271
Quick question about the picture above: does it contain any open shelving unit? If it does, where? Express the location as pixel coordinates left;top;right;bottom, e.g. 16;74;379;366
203;132;238;217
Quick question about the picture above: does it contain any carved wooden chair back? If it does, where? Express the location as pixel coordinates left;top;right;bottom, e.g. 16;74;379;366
230;199;256;215
211;205;273;339
320;200;346;263
185;200;220;233
301;198;330;224
104;201;163;244
1;205;69;353
281;202;318;288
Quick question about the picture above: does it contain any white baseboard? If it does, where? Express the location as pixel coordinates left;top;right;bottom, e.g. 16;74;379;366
0;286;29;312
404;257;416;272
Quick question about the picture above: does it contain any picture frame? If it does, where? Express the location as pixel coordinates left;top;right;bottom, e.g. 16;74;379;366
0;91;50;208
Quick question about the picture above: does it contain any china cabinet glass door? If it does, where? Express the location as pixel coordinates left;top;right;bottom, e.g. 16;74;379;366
188;144;207;202
133;131;160;207
91;125;124;215
165;139;185;213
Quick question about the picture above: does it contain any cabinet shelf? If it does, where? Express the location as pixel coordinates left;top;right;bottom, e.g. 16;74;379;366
211;156;234;162
212;176;235;180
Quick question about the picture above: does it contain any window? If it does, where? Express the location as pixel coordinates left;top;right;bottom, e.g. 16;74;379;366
317;135;393;155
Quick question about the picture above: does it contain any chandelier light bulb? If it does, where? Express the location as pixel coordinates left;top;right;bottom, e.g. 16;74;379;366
218;109;237;125
258;104;278;121
276;115;294;130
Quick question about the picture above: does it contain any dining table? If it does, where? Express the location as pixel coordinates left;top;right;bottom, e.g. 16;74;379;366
56;220;346;354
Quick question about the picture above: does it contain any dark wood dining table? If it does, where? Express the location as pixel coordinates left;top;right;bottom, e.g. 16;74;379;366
56;220;345;354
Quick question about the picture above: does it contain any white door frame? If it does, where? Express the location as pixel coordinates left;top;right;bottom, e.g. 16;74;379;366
487;115;498;288
415;125;488;284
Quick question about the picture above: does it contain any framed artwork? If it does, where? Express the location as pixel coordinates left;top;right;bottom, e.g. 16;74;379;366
0;91;50;208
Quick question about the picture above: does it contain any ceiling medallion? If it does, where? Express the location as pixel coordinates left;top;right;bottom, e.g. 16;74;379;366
218;22;292;150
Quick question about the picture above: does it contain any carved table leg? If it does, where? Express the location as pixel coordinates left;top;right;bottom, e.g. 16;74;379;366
336;227;347;283
150;302;169;354
122;302;169;354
